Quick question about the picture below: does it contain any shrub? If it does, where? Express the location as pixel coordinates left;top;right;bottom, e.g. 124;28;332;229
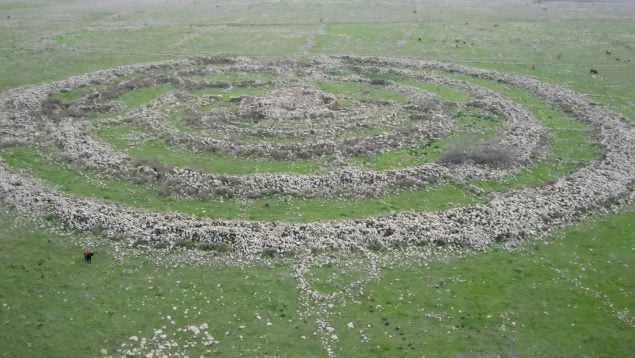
197;242;230;252
441;139;513;168
156;182;172;197
261;248;278;258
367;241;387;252
132;239;150;247
432;239;447;247
370;79;390;86
90;224;104;235
175;239;195;249
196;189;212;200
213;186;235;199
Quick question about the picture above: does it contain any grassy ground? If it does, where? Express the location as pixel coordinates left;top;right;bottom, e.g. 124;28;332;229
0;0;633;356
96;124;322;175
0;209;632;356
358;107;503;170
118;85;172;108
459;76;602;191
0;146;480;222
0;212;322;357
326;210;635;356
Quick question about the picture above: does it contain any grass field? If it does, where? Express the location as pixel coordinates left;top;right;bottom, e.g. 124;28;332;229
0;0;633;356
1;209;633;356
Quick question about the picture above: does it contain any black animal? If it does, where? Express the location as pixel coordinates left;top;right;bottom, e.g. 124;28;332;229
590;69;598;75
84;249;94;264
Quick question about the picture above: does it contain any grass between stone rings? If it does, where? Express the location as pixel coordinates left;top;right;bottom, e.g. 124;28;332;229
92;72;590;180
0;70;601;222
1;146;480;222
96;124;322;175
452;75;602;191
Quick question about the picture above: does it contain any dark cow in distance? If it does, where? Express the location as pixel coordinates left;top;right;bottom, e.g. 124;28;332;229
84;248;94;264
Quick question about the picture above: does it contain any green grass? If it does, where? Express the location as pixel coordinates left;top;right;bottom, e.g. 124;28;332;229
359;73;601;187
0;3;632;356
96;123;145;150
0;146;242;218
182;25;310;54
395;77;471;102
165;110;193;132
1;208;633;356
118;85;172;108
244;185;480;222
51;88;86;102
96;124;321;175
96;106;496;177
448;76;603;191
0;146;480;223
313;23;405;55
305;260;371;294
0;212;322;357
452;107;503;139
358;109;501;170
127;139;321;176
357;140;445;170
52;26;196;52
353;71;472;102
5;72;602;223
0;1;58;10
165;111;305;144
0;37;169;92
326;211;635;356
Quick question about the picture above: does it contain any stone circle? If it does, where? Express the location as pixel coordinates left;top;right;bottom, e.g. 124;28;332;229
0;55;633;256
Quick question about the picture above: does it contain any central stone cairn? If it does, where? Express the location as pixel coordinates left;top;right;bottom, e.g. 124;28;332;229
237;87;338;122
0;56;632;256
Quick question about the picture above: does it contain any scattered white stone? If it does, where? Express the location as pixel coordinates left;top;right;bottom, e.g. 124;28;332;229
188;325;200;335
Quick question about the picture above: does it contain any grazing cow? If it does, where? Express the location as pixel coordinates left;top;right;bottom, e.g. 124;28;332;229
590;69;598;75
84;249;94;264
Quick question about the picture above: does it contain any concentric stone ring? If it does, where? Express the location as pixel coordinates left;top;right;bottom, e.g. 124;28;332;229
0;56;632;256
